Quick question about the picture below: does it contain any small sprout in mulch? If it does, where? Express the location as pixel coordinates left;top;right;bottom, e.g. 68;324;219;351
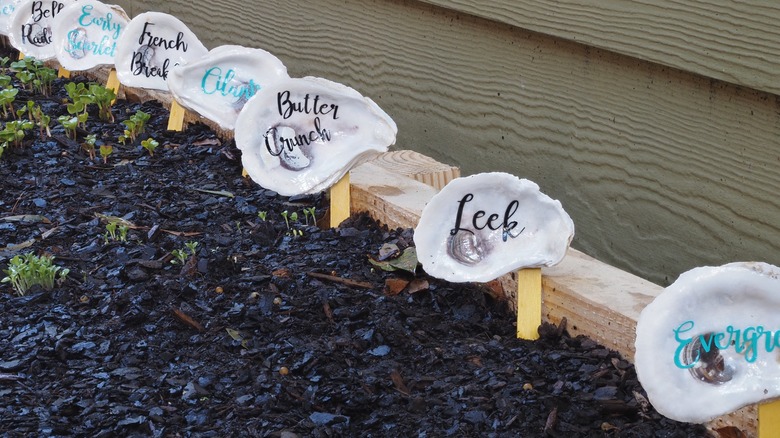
0;119;33;148
1;252;69;296
119;109;150;144
103;221;128;244
82;134;97;160
141;137;159;156
257;210;268;221
99;144;112;164
171;241;199;265
303;206;317;226
89;83;116;122
0;87;18;118
57;113;87;140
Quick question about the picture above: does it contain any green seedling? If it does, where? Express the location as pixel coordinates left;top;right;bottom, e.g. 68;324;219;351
1;252;69;296
32;65;56;97
303;207;316;226
0;56;9;69
0;142;5;160
65;82;93;117
0;119;33;148
57;115;78;140
0;87;18;118
102;222;128;244
89;83;116;122
171;241;199;265
281;210;290;230
0;74;12;89
15;70;34;91
99;144;113;164
257;211;267;221
28;102;50;139
82;134;97;160
118;110;150;144
141;137;159;156
289;211;298;223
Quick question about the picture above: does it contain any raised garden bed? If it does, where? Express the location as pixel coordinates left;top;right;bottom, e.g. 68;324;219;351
0;56;715;436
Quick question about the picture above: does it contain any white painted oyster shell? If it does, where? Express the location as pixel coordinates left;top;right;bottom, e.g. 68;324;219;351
51;1;128;71
235;76;397;196
8;0;78;60
414;172;574;283
0;0;24;36
635;262;780;423
114;11;207;90
167;45;289;130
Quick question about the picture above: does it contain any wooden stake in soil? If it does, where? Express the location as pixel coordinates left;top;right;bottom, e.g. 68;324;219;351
57;67;70;79
105;69;121;104
330;172;351;227
759;401;780;437
167;100;187;131
516;268;542;340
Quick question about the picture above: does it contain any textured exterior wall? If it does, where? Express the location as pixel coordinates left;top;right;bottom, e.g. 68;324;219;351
112;0;780;286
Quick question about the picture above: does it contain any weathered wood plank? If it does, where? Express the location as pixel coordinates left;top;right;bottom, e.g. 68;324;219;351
112;0;780;289
418;0;780;96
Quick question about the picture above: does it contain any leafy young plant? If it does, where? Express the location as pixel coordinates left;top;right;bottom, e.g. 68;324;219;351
57;114;86;140
141;137;159;156
303;207;316;226
88;83;116;122
0;119;33;148
99;144;113;164
171;241;199;265
65;82;93;118
82;134;97;160
1;252;69;296
0;87;18;118
119;110;150;144
257;211;267;221
103;222;129;244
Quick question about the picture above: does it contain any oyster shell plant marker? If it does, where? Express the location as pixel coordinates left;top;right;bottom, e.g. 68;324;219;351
114;12;207;130
167;45;289;131
235;76;397;225
634;262;780;430
413;172;574;339
8;0;78;60
51;1;129;71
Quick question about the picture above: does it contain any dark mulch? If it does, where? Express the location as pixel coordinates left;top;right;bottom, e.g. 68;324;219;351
0;63;710;437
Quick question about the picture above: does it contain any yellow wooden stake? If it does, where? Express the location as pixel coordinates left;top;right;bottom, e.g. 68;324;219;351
17;52;24;60
167;100;186;131
105;69;120;104
759;401;780;437
57;66;70;78
516;268;542;340
329;172;351;227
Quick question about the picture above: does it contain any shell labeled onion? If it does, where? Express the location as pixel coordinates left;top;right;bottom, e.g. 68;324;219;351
8;0;77;60
51;1;129;71
0;0;24;36
235;76;397;196
634;262;780;423
114;11;207;90
413;172;574;283
167;45;289;130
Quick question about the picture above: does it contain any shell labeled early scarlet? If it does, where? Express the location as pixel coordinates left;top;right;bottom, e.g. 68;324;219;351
51;1;129;71
414;172;574;283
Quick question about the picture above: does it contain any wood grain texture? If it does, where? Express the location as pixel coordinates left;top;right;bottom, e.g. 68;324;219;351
418;0;780;96
112;0;780;288
371;150;460;190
